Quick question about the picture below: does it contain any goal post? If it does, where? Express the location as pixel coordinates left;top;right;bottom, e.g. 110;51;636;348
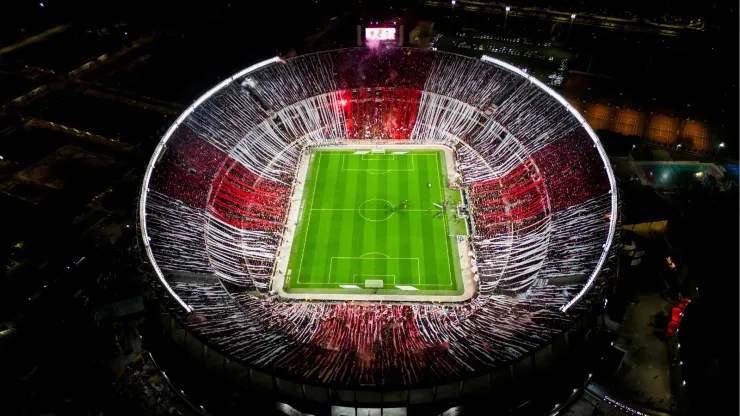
371;148;386;154
364;279;384;288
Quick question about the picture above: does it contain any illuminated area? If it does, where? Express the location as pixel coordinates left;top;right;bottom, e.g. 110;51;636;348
365;27;397;41
139;48;617;388
279;148;468;301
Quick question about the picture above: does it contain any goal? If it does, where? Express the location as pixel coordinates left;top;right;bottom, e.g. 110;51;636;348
364;280;384;288
371;148;386;154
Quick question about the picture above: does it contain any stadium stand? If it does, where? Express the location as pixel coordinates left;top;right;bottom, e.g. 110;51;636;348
140;47;618;390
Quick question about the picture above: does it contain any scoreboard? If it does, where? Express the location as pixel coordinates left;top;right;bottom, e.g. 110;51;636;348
365;27;397;42
358;24;404;46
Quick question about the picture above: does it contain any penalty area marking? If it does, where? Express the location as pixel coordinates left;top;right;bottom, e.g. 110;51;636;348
340;153;418;173
296;254;455;288
361;154;396;161
321;256;422;286
359;252;391;259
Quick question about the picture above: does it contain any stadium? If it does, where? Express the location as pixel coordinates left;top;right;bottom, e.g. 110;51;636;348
139;47;619;412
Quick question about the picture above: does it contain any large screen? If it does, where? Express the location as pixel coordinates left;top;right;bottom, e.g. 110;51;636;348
365;27;396;41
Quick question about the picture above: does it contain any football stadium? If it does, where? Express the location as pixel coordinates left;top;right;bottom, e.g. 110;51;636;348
139;47;619;412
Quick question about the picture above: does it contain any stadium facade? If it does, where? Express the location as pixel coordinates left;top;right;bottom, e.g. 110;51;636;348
139;47;619;412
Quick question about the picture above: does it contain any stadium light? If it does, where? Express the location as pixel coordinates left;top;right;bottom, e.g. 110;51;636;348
504;7;511;35
480;54;619;313
568;14;576;41
714;142;726;162
139;56;282;313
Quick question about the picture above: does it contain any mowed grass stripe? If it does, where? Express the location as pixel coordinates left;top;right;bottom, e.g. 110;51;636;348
294;153;322;284
360;158;380;279
432;211;450;286
390;159;402;278
405;155;424;286
334;154;361;284
307;154;338;284
420;154;441;286
432;154;450;286
375;157;390;280
435;154;449;285
395;156;416;285
393;156;410;285
324;155;349;285
349;154;367;284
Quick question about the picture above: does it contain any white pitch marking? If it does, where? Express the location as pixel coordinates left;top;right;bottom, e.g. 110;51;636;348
357;198;394;222
296;151;456;288
311;208;429;211
338;152;438;173
324;257;421;287
359;252;391;259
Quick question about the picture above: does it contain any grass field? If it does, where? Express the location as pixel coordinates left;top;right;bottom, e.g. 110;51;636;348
284;149;466;297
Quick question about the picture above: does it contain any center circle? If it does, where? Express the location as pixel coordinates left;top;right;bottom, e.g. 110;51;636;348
357;199;394;222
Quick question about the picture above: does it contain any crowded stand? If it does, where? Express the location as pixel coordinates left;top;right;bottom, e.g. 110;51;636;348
140;47;617;388
468;161;548;238
208;158;290;231
530;132;611;212
340;87;422;141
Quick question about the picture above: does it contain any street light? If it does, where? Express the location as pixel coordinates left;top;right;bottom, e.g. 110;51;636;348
568;14;576;42
713;142;726;163
451;0;456;18
504;7;511;36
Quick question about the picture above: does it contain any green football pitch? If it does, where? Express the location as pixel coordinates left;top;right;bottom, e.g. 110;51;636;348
284;149;466;297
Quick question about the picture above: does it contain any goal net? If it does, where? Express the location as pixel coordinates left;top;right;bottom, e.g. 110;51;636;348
371;148;386;154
